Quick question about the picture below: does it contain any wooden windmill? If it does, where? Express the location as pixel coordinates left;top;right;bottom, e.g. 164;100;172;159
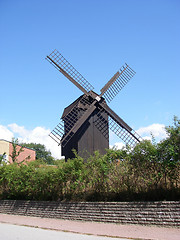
46;50;141;160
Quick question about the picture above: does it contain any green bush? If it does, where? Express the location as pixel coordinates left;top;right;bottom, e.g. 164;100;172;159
0;116;179;201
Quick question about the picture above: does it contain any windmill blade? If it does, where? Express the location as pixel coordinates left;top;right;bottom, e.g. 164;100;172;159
63;95;93;135
94;106;109;141
109;117;141;147
99;102;133;132
100;63;136;103
50;95;93;147
61;101;97;147
49;119;64;145
99;102;142;146
46;49;94;95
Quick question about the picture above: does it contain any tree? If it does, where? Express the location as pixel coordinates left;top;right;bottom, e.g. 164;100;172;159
157;116;180;187
22;143;54;164
9;138;24;163
164;116;180;162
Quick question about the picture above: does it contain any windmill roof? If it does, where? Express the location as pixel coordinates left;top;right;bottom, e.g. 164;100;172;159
61;94;84;119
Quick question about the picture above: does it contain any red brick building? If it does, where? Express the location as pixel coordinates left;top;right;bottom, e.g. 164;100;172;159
0;139;36;164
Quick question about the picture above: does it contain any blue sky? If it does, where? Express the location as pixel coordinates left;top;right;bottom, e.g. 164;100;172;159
0;0;180;158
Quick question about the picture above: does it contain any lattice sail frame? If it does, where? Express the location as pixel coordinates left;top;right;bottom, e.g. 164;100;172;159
49;95;94;147
101;64;136;103
49;120;64;145
94;106;142;147
46;49;94;93
108;117;141;147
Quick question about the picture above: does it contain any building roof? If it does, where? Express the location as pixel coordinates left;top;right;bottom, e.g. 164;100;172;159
61;95;84;119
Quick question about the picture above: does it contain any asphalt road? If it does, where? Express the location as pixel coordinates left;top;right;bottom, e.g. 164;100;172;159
0;223;128;240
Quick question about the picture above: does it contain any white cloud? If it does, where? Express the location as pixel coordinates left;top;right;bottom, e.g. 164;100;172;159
0;125;14;141
8;123;29;137
137;123;167;140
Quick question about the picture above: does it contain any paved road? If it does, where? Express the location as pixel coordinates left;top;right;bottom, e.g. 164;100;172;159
0;223;128;240
1;214;180;240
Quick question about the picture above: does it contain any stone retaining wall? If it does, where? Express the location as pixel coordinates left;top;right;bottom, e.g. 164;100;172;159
0;200;179;227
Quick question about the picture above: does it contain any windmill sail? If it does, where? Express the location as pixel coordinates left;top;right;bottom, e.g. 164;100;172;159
98;102;142;146
108;116;141;147
49;120;64;145
50;95;95;147
46;49;94;94
100;64;136;103
61;102;97;147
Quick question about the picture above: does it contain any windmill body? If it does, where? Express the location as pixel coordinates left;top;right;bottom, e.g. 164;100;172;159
46;50;142;160
62;94;109;159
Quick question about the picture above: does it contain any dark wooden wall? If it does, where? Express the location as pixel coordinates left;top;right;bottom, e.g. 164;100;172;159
62;109;109;160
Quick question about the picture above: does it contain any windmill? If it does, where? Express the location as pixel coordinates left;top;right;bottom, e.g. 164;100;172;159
46;49;141;160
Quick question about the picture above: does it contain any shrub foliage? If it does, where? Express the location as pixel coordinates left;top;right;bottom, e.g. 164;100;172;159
0;117;179;201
